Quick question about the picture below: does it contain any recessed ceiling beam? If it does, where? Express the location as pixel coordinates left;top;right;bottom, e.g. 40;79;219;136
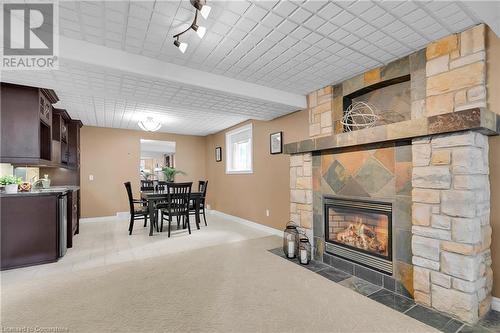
59;36;307;110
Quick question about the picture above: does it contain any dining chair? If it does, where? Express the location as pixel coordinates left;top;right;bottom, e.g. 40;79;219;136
141;180;155;192
189;180;208;226
141;180;154;187
160;182;192;237
124;181;150;235
156;181;168;192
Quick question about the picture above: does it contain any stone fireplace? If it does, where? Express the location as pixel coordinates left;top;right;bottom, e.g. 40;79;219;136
286;24;499;324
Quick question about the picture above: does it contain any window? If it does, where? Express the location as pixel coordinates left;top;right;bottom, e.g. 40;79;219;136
225;123;253;174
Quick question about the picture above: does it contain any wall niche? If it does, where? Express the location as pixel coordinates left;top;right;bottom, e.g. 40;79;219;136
342;75;411;132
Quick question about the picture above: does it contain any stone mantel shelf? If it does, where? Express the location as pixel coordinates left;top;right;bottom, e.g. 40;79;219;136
285;108;499;154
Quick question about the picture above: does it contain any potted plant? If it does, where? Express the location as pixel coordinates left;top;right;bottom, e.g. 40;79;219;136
161;167;186;182
0;175;22;194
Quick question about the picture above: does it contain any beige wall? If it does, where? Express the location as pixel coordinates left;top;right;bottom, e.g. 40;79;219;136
205;110;308;231
80;126;206;218
487;28;500;298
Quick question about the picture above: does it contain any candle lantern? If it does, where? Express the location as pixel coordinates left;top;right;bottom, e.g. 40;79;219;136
283;222;299;259
298;235;312;265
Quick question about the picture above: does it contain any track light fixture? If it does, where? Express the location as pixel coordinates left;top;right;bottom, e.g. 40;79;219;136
173;0;210;53
190;0;211;19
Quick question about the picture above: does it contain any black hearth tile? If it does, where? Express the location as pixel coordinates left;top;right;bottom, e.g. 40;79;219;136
317;267;351;283
382;275;396;292
354;265;383;286
477;310;500;331
459;325;493;333
268;248;299;263
301;260;329;273
322;254;331;266
368;289;415;313
339;276;382;296
406;305;455;331
268;247;285;258
442;319;465;333
328;254;355;275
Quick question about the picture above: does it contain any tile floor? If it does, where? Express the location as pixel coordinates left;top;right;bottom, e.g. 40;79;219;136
269;248;500;333
1;212;270;285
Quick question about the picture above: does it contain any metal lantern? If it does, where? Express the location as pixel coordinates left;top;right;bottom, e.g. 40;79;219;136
298;234;312;265
283;222;299;259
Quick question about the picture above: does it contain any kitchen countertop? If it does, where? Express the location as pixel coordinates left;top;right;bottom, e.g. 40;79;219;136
0;185;80;197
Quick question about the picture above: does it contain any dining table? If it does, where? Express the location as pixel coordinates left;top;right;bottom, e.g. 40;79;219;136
141;190;204;236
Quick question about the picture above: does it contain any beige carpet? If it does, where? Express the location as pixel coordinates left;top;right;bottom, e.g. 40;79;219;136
1;218;437;332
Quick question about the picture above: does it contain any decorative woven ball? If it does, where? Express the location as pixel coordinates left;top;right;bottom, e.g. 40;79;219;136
341;101;380;132
19;182;31;192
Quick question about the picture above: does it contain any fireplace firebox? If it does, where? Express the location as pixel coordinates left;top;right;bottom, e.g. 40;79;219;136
324;197;393;274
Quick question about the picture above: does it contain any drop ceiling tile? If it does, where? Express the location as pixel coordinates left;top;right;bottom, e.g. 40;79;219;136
347;1;374;15
261;12;284;27
289;7;312;23
277;20;299;34
317;3;343;20
302;0;328;12
226;1;252;15
273;1;298;17
303;15;326;30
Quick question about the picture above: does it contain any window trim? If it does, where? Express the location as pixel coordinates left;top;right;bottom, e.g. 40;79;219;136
225;123;253;175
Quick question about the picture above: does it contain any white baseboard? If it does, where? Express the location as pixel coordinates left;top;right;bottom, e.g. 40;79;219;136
209;210;283;237
492;297;500;312
80;215;117;223
80;211;130;223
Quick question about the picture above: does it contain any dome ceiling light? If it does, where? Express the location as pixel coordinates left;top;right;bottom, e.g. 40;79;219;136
173;0;210;53
138;117;161;132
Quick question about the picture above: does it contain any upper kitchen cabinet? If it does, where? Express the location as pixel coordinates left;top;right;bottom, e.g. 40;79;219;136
0;83;59;165
52;109;82;168
67;119;83;168
52;108;71;165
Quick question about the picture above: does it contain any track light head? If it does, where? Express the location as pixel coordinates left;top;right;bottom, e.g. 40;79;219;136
191;24;206;39
190;0;211;19
174;39;188;53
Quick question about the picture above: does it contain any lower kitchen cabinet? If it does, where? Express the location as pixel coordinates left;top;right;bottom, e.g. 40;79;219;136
1;194;59;270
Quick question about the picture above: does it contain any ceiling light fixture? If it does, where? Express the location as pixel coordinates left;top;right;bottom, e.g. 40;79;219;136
192;23;206;39
174;38;188;53
138;117;161;132
173;0;210;52
190;0;211;19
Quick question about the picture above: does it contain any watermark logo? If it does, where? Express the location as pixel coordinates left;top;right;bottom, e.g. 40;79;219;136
1;2;59;70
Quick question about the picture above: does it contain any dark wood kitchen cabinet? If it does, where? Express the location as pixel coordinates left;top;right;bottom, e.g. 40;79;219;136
67;119;83;168
67;189;79;248
0;83;59;165
52;108;71;166
1;194;59;270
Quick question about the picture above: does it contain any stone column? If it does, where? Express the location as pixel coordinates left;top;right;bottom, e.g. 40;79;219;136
308;87;333;138
290;153;313;230
411;131;491;324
